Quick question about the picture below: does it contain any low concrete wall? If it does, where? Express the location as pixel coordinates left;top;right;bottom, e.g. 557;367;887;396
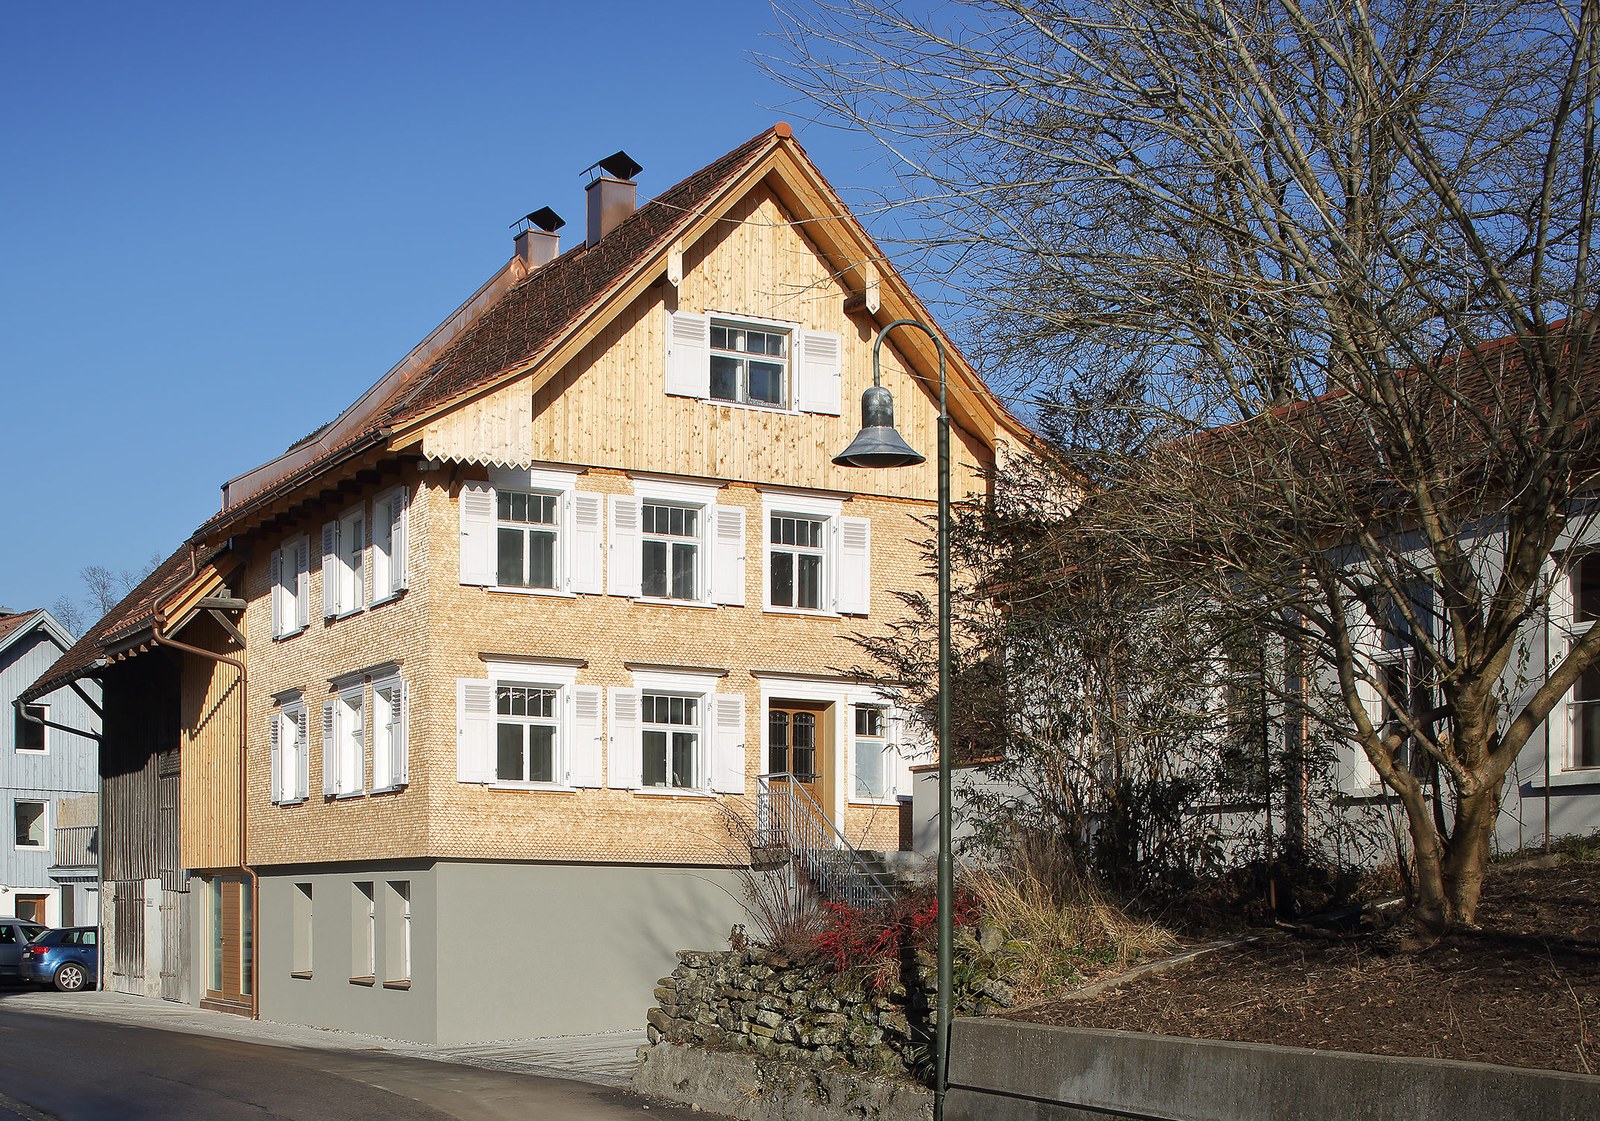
634;1041;931;1121
948;1018;1600;1121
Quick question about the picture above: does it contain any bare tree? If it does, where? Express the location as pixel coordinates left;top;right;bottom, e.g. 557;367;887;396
780;0;1600;930
52;554;163;637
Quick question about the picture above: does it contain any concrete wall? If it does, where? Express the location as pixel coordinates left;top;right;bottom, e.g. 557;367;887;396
257;858;746;1045
946;1018;1600;1121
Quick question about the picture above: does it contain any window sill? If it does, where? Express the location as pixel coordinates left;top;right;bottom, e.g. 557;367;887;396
764;605;841;619
273;797;309;808
329;791;366;801
369;590;407;609
488;586;576;599
368;784;407;796
325;608;365;624
847;797;900;808
382;979;412;990
349;975;376;987
1537;768;1600;789
632;787;718;799
290;970;313;980
632;597;718;610
491;782;577;794
271;627;307;643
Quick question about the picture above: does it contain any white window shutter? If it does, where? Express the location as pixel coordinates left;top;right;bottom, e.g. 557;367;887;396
392;487;409;594
322;702;339;797
710;504;746;606
269;714;282;804
889;707;914;798
459;481;496;586
608;496;643;597
353;514;367;607
295;709;310;800
294;539;311;630
570;685;604;787
572;492;604;595
665;309;711;398
836;516;872;615
322;521;339;618
270;549;286;638
456;679;495;783
395;680;410;786
711;693;746;794
608;688;643;789
794;329;843;415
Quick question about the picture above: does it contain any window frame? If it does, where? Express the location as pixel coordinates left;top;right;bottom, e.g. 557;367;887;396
324;504;368;620
1554;550;1600;777
640;691;704;791
369;674;407;794
271;535;311;640
619;479;726;606
495;488;564;592
708;315;792;410
486;660;579;790
851;704;893;802
13;799;48;850
369;484;409;606
272;695;310;805
14;702;47;754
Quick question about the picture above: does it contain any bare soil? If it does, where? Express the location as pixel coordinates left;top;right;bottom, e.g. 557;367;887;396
1006;855;1600;1074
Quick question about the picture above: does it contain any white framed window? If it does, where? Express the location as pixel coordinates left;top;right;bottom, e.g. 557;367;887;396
664;309;842;415
370;485;409;604
607;670;745;794
761;493;871;616
709;319;790;408
371;675;409;793
459;466;603;595
455;661;603;788
852;705;891;800
13;800;47;849
497;683;560;783
642;502;701;600
323;505;367;619
270;695;310;804
14;703;47;754
1350;588;1434;792
1551;551;1600;776
271;535;311;639
608;480;744;605
323;686;365;798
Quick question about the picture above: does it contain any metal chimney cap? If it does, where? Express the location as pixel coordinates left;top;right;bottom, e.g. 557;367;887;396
584;150;643;183
513;206;565;233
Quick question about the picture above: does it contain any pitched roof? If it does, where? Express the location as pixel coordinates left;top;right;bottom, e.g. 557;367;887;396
21;543;225;704
0;610;44;655
197;128;782;541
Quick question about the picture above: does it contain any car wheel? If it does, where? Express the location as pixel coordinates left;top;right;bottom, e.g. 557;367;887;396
53;963;87;992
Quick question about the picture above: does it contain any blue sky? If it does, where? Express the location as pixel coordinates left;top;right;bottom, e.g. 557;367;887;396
0;1;910;623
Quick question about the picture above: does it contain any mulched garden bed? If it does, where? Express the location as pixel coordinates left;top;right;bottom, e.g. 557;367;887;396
1006;855;1599;1074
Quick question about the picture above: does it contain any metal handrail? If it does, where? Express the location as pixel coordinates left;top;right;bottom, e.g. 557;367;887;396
755;773;893;909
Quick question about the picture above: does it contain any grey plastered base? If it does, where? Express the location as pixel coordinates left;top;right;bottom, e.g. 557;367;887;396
258;859;746;1044
948;1018;1600;1121
634;1041;932;1121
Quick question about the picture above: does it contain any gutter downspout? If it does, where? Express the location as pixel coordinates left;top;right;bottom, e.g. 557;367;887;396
150;618;255;1021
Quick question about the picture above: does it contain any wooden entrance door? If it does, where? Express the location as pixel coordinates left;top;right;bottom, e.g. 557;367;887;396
204;875;252;1011
768;703;830;807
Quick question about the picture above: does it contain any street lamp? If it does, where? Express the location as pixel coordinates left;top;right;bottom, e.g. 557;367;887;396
833;318;952;1121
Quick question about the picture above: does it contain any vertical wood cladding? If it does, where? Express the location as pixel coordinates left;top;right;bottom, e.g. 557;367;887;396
101;652;181;883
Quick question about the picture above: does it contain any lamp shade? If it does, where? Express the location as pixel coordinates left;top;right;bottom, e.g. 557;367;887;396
832;385;927;469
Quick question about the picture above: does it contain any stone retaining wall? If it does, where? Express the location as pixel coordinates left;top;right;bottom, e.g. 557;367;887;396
644;944;1014;1078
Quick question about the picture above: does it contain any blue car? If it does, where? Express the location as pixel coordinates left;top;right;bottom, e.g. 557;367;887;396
19;926;98;992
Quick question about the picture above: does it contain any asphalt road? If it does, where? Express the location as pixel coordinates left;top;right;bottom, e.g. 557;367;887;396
0;1011;705;1121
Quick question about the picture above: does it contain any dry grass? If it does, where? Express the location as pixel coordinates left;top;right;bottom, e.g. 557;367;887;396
967;862;1179;1004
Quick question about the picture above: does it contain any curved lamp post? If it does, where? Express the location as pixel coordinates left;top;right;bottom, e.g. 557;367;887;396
832;319;952;1121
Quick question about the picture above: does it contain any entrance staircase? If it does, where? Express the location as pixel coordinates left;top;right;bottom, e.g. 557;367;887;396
754;773;896;910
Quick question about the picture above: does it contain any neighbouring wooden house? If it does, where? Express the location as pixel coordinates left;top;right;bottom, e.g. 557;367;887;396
0;608;99;927
25;125;1030;1041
